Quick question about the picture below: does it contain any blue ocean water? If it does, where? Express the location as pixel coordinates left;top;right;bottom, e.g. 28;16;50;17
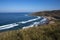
0;13;36;25
0;12;47;32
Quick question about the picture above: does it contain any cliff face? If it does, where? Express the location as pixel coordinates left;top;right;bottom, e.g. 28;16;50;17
32;10;60;20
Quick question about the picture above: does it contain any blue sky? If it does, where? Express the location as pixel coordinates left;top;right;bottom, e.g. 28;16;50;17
0;0;60;12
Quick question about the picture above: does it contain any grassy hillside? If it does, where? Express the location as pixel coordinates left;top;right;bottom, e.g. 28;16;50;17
0;20;60;40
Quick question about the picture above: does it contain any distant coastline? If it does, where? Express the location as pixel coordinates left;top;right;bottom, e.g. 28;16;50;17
31;10;60;24
31;10;60;19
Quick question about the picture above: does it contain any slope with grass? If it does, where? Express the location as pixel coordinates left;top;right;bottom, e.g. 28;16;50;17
0;20;60;40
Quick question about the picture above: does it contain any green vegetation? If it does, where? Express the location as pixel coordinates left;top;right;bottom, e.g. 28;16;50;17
0;20;60;40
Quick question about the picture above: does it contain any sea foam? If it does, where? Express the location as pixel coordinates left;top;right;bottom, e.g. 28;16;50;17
18;16;41;24
22;22;40;29
0;23;19;30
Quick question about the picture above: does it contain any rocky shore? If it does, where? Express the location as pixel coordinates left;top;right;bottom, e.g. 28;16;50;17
31;10;60;24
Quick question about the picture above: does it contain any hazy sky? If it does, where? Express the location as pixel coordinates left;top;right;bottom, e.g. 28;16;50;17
0;0;60;12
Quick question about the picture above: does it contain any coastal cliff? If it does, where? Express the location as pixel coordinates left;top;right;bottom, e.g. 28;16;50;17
32;10;60;19
0;10;60;40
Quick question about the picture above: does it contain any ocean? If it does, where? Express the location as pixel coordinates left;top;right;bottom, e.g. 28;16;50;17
0;12;47;32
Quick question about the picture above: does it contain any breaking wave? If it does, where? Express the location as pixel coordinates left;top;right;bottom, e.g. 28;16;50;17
0;23;19;30
18;16;41;24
